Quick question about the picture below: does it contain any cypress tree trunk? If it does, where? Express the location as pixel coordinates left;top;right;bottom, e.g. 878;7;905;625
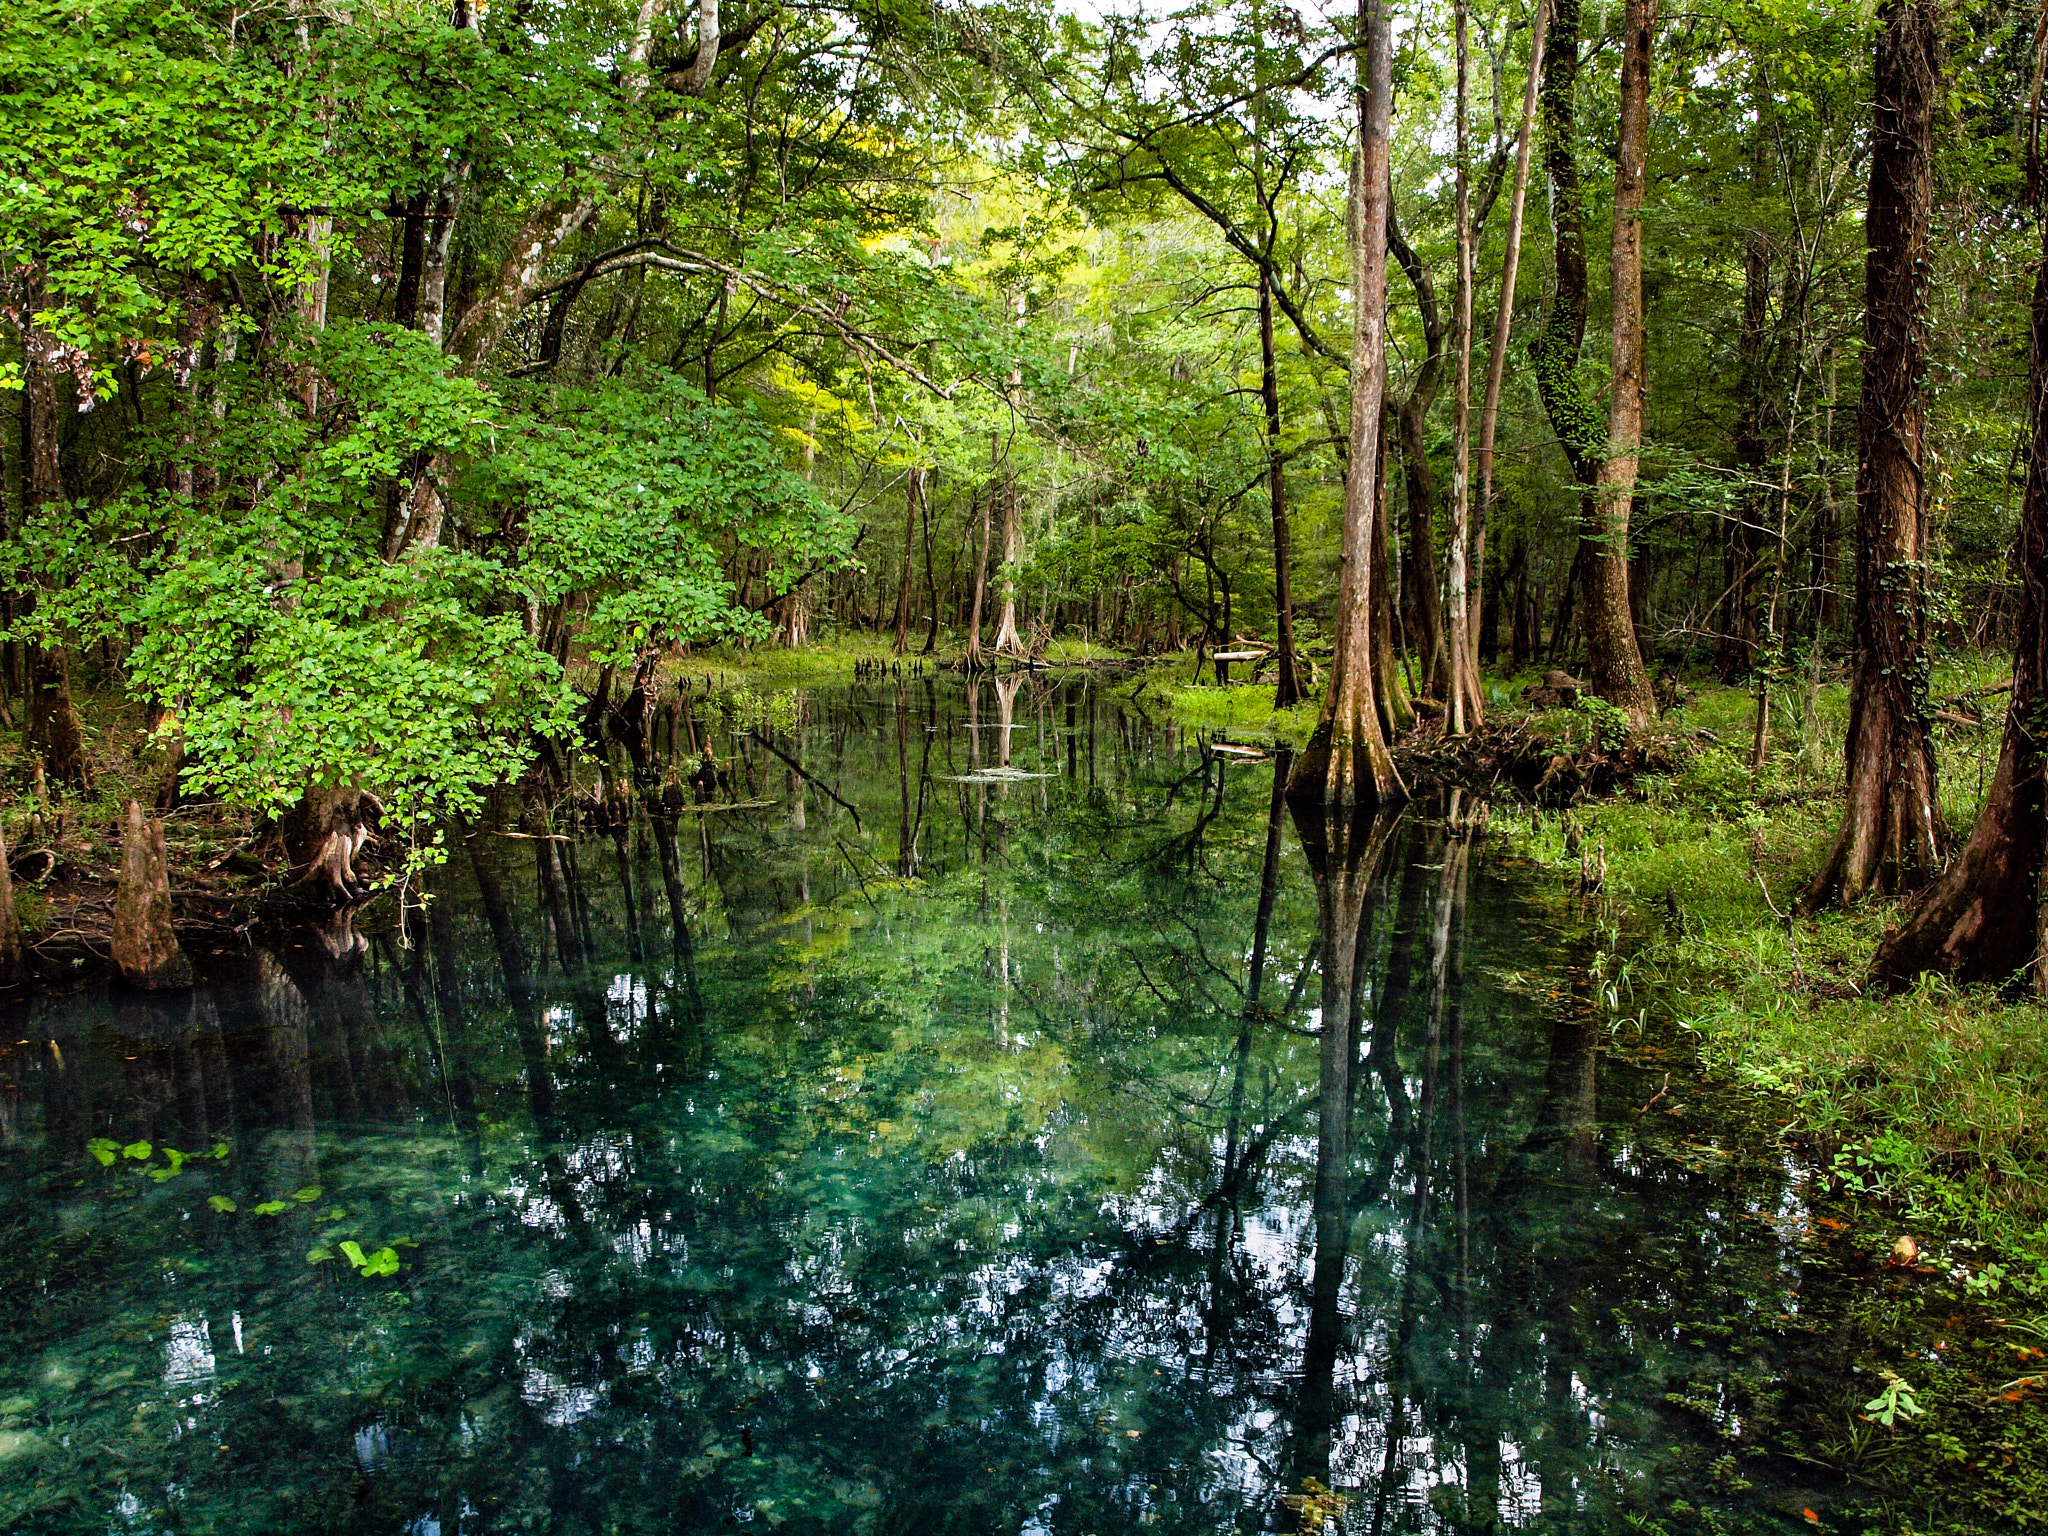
0;815;24;988
892;465;921;654
1289;0;1404;807
920;481;943;655
113;801;193;990
1445;0;1483;735
1871;67;2044;986
27;645;87;790
1581;0;1660;724
1388;211;1449;701
1804;0;1944;908
1371;396;1415;737
965;468;993;670
992;475;1026;657
1259;271;1305;706
1531;0;1600;487
1474;0;1548;662
285;787;384;902
1531;0;1644;706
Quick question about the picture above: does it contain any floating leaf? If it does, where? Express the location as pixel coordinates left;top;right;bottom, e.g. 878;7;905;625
253;1201;288;1216
390;1235;419;1248
147;1165;178;1183
306;1246;335;1264
86;1138;119;1167
320;1207;346;1222
122;1141;152;1161
291;1185;322;1203
162;1148;189;1174
360;1247;400;1278
339;1240;368;1269
212;1141;231;1160
208;1195;237;1213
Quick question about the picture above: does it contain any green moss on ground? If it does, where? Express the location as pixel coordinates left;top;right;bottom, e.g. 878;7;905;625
1152;680;1322;740
1496;661;2048;1283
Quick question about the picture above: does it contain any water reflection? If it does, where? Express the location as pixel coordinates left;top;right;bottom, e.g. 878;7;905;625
1;678;1846;1533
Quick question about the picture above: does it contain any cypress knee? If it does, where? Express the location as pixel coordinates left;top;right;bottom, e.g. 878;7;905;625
113;800;192;989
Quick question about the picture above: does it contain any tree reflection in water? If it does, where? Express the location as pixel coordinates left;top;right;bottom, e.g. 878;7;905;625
0;679;1862;1533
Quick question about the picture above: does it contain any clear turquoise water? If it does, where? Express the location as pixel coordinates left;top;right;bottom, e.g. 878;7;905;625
0;679;1865;1532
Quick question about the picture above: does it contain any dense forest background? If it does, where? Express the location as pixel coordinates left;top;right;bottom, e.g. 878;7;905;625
0;0;2039;879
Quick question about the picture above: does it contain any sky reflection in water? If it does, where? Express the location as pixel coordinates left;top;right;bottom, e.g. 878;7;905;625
0;677;1849;1533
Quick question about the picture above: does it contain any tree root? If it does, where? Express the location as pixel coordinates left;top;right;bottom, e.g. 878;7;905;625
1395;715;1688;805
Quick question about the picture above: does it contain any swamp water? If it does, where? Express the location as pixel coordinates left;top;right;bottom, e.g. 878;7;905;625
0;679;1930;1532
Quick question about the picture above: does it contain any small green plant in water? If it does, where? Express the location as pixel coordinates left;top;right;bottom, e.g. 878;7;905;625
338;1240;401;1277
1863;1369;1924;1427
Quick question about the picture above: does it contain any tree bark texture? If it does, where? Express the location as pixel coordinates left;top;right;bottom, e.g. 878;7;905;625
1581;0;1659;724
893;465;921;653
1446;0;1482;735
22;302;66;508
1371;396;1415;738
285;787;385;902
993;474;1025;657
1871;92;2046;987
1804;0;1944;908
1474;0;1548;654
0;815;24;988
28;644;88;789
1388;210;1449;701
1290;0;1405;810
113;800;193;990
965;476;993;670
1531;0;1600;486
1259;270;1304;706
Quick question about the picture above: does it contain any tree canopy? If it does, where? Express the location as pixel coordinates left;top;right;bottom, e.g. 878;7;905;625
1;0;2042;872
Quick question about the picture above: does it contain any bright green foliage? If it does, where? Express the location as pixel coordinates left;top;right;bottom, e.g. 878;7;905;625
477;374;854;664
0;0;329;389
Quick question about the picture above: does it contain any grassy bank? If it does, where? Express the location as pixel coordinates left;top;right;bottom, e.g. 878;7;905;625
1488;661;2048;1286
1152;652;2048;1281
680;631;1128;688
